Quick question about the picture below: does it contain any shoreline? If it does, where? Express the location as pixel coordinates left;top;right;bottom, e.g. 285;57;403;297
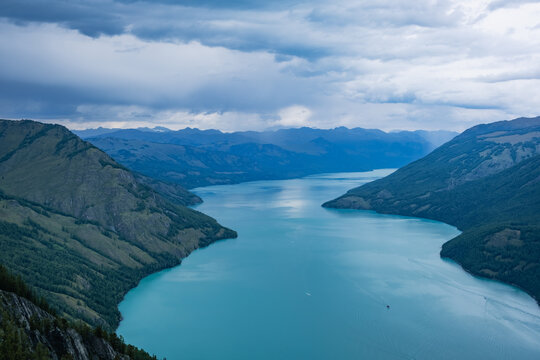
116;172;540;360
323;201;540;308
113;229;238;331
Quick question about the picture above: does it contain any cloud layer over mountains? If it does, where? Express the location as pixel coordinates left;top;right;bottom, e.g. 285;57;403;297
1;0;539;131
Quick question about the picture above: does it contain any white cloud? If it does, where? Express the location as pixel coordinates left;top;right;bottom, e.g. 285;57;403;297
51;104;271;132
274;105;312;127
1;0;539;131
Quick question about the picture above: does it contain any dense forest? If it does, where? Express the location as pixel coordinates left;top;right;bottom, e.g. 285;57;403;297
1;264;160;360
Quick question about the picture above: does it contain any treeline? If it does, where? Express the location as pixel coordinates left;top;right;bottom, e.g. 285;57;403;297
0;264;52;314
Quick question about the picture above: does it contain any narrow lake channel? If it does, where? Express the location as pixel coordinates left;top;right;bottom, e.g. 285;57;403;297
118;170;540;359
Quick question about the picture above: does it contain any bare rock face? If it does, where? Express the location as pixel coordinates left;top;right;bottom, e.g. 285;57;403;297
0;289;128;360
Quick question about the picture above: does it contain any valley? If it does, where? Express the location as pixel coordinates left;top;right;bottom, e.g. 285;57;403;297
2;1;539;358
0;116;538;359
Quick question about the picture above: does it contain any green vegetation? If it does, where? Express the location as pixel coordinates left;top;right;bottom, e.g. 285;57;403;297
134;172;202;206
0;307;39;360
0;119;236;330
1;264;159;360
324;117;540;303
0;264;53;315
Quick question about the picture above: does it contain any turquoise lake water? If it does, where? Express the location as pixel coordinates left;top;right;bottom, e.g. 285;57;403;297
118;170;540;359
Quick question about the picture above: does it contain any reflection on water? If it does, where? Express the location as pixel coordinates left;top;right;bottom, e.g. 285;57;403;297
118;171;540;360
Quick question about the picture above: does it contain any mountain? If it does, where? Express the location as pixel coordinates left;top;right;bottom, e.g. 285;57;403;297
324;117;540;302
76;127;457;189
410;130;459;151
134;172;202;206
0;119;236;329
0;265;157;360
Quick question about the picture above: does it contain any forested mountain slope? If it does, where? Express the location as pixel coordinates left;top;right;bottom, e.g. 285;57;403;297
324;117;540;302
0;119;236;329
0;264;158;360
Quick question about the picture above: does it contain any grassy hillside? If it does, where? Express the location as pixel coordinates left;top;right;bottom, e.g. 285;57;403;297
0;119;236;329
134;172;202;206
324;117;540;302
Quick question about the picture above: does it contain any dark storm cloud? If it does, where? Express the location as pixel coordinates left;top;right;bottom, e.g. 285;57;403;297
0;0;126;37
117;0;299;9
0;0;461;60
0;0;329;58
0;0;539;131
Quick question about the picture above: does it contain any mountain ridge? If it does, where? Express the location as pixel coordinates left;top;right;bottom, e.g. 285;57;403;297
323;116;540;303
76;126;457;189
0;119;236;329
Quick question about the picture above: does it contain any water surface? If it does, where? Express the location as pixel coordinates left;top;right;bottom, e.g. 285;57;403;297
118;170;540;359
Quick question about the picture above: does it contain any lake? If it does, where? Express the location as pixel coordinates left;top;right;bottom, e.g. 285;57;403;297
118;170;540;359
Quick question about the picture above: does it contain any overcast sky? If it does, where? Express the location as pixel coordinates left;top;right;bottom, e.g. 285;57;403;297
0;0;539;132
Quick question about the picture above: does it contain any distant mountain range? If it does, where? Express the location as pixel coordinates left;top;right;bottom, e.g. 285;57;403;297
75;126;457;189
0;119;236;329
324;117;540;303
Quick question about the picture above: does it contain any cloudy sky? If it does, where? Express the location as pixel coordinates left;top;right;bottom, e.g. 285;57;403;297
0;0;539;132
